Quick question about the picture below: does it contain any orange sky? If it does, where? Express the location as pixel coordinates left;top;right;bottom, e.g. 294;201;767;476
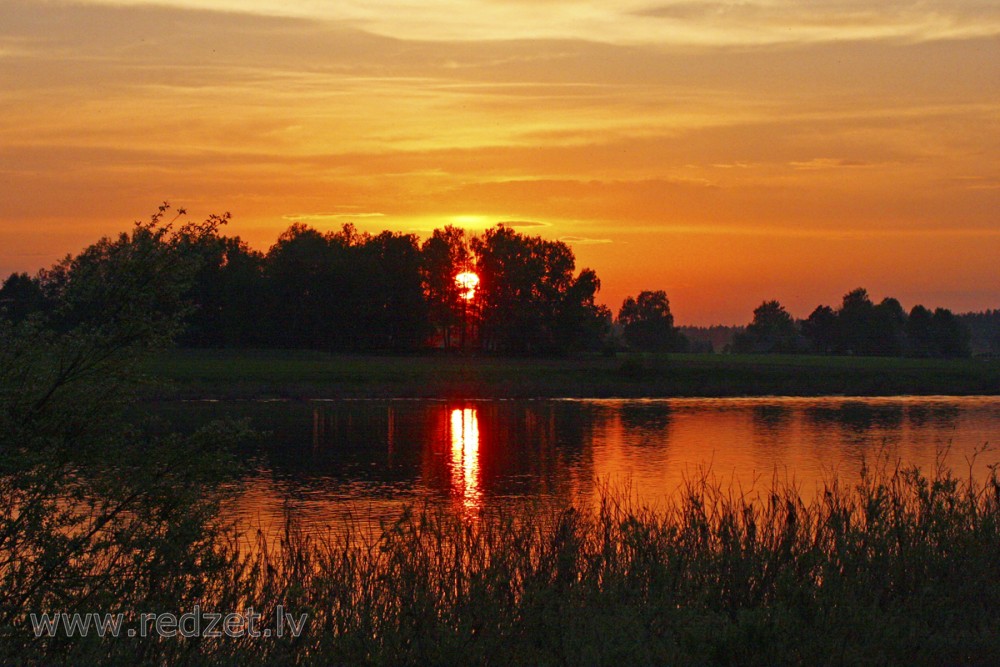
1;0;997;324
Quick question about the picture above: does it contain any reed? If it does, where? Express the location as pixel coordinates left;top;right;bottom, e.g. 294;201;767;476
88;457;1000;665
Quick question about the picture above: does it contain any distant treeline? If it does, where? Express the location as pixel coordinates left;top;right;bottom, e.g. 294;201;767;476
960;310;1000;357
682;309;999;358
678;325;744;354
1;211;995;358
726;290;976;358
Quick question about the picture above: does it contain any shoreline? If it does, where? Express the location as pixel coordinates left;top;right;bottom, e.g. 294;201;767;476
144;349;1000;401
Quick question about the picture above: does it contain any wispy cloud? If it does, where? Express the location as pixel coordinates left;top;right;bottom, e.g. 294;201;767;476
282;212;385;221
789;158;873;170
499;220;550;228
559;235;613;244
62;0;1000;46
1;0;998;322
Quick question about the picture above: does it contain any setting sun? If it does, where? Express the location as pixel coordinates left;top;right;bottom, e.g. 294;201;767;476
455;271;480;301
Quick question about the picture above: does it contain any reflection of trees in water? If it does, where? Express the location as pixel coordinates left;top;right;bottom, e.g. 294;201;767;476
750;404;794;456
752;405;792;431
468;401;603;498
805;403;905;432
618;403;672;448
907;404;960;429
802;402;907;458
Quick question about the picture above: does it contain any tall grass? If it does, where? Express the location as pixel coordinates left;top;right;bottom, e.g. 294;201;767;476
6;454;999;663
87;457;999;665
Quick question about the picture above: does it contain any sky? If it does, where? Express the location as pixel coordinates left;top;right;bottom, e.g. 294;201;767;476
1;0;998;324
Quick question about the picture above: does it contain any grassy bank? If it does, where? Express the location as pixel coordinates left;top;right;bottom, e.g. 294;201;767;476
144;349;1000;399
15;463;1000;664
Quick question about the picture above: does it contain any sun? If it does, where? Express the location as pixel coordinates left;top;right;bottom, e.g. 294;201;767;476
455;271;480;301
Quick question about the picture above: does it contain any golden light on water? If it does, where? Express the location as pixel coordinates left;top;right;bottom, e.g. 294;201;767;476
450;408;481;511
455;271;480;301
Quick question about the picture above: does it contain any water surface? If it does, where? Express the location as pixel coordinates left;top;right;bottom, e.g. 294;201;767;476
170;396;1000;536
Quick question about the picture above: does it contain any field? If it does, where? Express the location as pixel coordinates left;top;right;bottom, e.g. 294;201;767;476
144;349;1000;400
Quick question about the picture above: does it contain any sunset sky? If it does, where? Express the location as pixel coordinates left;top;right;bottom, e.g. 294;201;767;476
1;0;997;324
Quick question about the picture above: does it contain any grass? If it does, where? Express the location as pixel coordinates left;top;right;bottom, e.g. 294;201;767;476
144;348;1000;399
15;460;1000;664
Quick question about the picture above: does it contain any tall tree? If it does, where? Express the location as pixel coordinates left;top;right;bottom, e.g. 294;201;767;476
618;290;687;352
802;305;837;354
870;297;908;357
471;225;598;354
930;308;972;358
421;226;472;349
733;300;800;353
906;305;935;357
552;268;611;353
0;273;47;324
177;233;265;347
836;287;876;355
264;223;340;348
362;231;431;351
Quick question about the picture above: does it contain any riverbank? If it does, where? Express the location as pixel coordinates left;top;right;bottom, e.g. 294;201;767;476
144;349;1000;400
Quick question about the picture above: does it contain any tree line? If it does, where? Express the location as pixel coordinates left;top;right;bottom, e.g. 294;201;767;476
0;209;991;358
730;289;973;358
0;212;611;355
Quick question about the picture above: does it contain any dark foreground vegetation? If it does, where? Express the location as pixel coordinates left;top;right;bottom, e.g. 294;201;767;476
208;465;1000;665
7;462;1000;664
2;208;999;664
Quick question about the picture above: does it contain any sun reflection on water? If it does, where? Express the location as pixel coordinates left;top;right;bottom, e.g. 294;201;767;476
450;408;481;512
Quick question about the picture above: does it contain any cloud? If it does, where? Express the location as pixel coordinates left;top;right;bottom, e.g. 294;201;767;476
498;219;550;228
282;212;385;221
789;158;873;170
949;176;1000;190
559;235;612;244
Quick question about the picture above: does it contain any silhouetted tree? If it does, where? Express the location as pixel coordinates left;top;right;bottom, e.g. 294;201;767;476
617;290;687;352
552;268;612;353
264;223;340;348
958;309;1000;356
906;305;935;357
0;206;246;660
870;297;908;356
836;287;876;355
802;305;837;354
930;308;972;358
733;300;800;353
0;272;47;324
33;208;225;342
361;231;430;350
472;225;596;354
177;233;265;347
421;226;472;349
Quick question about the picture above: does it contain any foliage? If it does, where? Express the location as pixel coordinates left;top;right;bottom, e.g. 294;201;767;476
617;290;687;352
174;222;432;351
724;288;976;359
471;225;607;354
732;300;800;354
177;233;266;347
677;325;742;354
0;273;47;324
0;205;246;663
421;226;473;350
959;309;1000;356
62;459;998;665
3;216;616;355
